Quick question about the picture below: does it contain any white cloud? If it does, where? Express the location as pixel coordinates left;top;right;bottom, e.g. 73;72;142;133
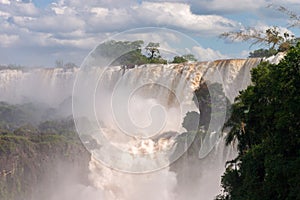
0;0;298;66
133;2;238;34
0;0;10;5
24;1;239;35
0;0;240;66
256;23;294;36
1;1;39;16
90;7;109;16
192;46;227;61
0;10;9;17
0;34;19;47
57;0;137;9
23;15;85;33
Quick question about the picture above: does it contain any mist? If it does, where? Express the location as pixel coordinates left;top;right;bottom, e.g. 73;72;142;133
0;56;260;200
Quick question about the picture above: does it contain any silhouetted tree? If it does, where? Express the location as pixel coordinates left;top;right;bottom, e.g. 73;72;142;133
145;42;160;59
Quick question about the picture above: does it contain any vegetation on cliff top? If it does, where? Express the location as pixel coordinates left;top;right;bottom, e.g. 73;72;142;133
92;40;197;67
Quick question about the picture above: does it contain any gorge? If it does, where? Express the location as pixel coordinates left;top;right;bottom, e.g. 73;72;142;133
0;55;282;200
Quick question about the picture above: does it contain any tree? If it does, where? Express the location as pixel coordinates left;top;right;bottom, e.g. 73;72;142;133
216;43;300;200
220;26;295;53
93;40;147;66
172;56;187;63
183;54;197;62
220;6;300;58
92;40;168;66
248;48;278;58
143;42;168;64
171;54;197;63
145;42;160;59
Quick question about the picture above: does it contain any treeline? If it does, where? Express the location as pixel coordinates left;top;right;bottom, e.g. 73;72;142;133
92;40;197;67
215;43;300;200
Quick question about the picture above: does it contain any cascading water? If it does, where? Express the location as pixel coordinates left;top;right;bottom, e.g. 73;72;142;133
0;58;263;200
0;67;77;106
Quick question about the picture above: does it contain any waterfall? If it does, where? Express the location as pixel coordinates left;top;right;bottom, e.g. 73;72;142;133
0;58;262;200
0;59;260;112
0;67;77;106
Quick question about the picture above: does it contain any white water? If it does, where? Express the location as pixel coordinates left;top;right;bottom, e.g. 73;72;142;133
0;58;262;200
0;58;260;106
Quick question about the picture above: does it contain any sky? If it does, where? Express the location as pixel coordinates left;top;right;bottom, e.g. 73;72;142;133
0;0;300;67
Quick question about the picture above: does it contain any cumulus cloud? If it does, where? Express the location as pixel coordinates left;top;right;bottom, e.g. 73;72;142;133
17;15;85;33
1;0;240;37
0;0;299;66
0;0;39;16
132;2;238;34
0;0;241;65
0;34;19;47
0;0;10;5
192;46;227;61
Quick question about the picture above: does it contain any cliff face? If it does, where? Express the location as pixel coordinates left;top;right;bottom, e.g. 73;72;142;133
0;133;91;200
0;59;264;199
0;58;261;107
0;104;91;200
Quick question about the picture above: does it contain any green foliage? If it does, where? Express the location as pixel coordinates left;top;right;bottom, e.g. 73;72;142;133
183;54;197;62
94;40;144;58
0;135;33;155
38;118;76;136
113;50;149;67
144;42;168;64
0;102;68;130
217;43;300;200
92;40;169;66
147;57;168;64
248;48;278;58
92;40;145;66
172;54;197;63
0;111;87;200
91;40;198;65
0;102;36;129
172;56;188;63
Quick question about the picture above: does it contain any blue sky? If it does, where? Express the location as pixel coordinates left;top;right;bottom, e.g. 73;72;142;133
0;0;299;67
31;0;53;8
